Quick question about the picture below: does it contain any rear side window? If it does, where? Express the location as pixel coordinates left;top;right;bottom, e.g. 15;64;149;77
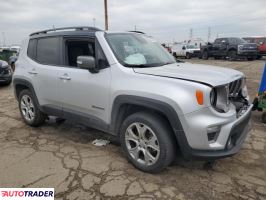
214;39;222;44
36;37;60;65
27;39;37;60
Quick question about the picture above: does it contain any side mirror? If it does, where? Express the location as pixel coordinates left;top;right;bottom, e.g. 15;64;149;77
77;56;96;70
182;46;186;50
221;40;228;44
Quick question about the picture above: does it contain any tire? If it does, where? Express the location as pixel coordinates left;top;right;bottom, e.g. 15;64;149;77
262;112;266;124
0;80;12;86
18;89;46;127
247;57;254;61
202;51;208;60
228;50;237;61
186;53;191;59
257;55;262;60
173;52;177;58
120;112;176;173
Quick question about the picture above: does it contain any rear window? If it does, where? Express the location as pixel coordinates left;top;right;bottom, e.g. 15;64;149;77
36;37;60;65
27;39;37;60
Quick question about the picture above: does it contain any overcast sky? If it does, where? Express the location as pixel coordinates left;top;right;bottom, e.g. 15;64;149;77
0;0;266;45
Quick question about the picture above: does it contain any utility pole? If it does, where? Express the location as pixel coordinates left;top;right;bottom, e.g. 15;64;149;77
104;0;108;30
2;32;6;46
189;28;193;40
93;18;96;27
207;27;211;42
134;25;136;31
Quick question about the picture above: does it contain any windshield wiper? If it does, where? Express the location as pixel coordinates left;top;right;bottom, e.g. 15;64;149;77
124;63;160;68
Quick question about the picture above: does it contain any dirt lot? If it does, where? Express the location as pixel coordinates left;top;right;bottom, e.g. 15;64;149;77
0;59;265;200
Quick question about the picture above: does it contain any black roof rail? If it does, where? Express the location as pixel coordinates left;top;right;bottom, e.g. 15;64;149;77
128;31;146;34
30;26;102;36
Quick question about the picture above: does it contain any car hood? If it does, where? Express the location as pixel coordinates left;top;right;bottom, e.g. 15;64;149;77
188;48;200;51
0;60;8;68
133;62;244;87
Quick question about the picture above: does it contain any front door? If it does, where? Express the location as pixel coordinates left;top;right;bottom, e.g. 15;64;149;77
58;37;111;126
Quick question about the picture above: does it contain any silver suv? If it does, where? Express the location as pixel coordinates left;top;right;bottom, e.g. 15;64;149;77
13;27;252;173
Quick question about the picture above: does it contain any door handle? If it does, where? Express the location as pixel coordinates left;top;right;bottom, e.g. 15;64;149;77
28;71;38;75
59;74;71;80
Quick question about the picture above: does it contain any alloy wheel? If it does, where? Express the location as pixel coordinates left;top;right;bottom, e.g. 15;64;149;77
125;122;160;166
20;95;35;122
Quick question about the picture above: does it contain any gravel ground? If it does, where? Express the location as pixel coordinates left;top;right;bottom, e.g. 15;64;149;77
0;59;265;200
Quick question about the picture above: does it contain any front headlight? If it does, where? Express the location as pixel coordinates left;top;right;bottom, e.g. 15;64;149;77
238;45;244;51
210;86;230;113
241;78;248;98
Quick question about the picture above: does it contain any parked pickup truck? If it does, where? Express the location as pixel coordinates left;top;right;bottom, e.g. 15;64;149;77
243;36;266;59
172;44;200;59
200;37;258;61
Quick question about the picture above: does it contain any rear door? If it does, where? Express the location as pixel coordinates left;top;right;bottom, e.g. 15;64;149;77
26;37;61;112
58;37;111;125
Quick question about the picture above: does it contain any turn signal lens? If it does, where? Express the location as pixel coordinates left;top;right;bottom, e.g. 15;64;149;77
196;90;204;105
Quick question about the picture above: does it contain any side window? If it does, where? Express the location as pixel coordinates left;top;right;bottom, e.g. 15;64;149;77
27;39;37;60
65;40;95;67
36;37;60;65
214;39;221;44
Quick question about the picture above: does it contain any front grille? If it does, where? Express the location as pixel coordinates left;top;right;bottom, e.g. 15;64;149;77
0;68;10;75
242;44;257;51
229;78;242;97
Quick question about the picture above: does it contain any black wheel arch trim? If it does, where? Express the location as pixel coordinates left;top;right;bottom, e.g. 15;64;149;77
110;95;185;138
227;48;237;52
13;78;43;111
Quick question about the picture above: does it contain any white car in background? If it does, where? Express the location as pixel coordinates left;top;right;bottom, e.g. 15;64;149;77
172;44;201;59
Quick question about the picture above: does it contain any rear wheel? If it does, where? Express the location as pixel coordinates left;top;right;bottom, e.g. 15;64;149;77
202;51;208;60
186;52;191;59
228;50;237;61
173;52;177;58
120;112;176;173
19;89;46;127
247;56;256;61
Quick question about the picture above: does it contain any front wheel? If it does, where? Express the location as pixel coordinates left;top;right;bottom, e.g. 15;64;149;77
228;50;237;61
120;112;176;173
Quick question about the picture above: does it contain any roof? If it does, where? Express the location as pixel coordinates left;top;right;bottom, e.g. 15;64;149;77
29;26;103;39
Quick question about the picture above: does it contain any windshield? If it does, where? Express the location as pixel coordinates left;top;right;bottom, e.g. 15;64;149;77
231;38;247;44
105;33;176;67
186;45;197;49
